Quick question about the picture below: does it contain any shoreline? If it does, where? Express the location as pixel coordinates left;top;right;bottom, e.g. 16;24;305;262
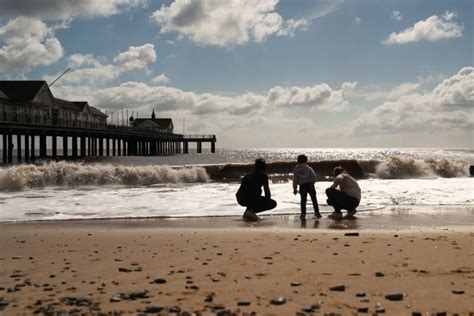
1;205;473;232
0;209;473;315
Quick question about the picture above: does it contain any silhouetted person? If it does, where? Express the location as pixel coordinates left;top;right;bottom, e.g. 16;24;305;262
326;166;361;220
293;154;321;219
236;158;277;221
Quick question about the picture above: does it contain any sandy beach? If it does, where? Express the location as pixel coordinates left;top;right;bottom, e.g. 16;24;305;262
0;211;473;315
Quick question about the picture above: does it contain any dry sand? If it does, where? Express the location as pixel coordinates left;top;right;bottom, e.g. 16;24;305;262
0;215;473;315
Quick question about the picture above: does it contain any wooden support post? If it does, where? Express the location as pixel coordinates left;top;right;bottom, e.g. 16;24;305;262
39;134;46;159
72;136;78;158
211;141;216;153
117;139;121;156
63;136;68;158
112;138;116;156
2;134;7;164
87;137;91;156
92;138;97;156
106;138;110;156
52;135;57;159
17;134;22;163
123;140;127;156
80;136;86;157
184;141;189;154
31;135;35;161
197;141;202;154
99;138;103;156
7;134;13;163
24;134;30;162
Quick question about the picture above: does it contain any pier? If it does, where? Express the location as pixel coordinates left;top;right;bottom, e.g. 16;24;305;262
0;81;216;165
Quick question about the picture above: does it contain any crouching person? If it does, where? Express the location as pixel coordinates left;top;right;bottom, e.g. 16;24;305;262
236;158;277;221
326;166;361;220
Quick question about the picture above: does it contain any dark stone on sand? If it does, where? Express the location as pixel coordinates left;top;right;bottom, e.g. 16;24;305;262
169;306;181;313
61;296;93;307
204;294;213;302
119;290;149;300
375;306;386;313
270;296;286;305
142;305;164;313
356;292;366;297
301;306;318;313
0;300;9;309
154;278;167;284
109;295;121;303
345;232;359;236
452;289;464;295
357;307;369;313
118;267;132;273
216;310;232;316
291;282;301;287
411;312;422;316
435;312;447;316
375;272;385;277
469;165;474;176
329;284;346;291
237;300;251;306
385;293;404;301
10;273;25;278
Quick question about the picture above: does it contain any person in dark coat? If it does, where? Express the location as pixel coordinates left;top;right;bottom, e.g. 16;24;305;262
236;158;277;221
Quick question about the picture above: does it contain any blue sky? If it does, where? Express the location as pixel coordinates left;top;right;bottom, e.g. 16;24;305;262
0;0;472;148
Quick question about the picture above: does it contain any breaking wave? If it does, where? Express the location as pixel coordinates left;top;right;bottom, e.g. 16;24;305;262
0;161;209;191
375;156;468;179
0;156;469;191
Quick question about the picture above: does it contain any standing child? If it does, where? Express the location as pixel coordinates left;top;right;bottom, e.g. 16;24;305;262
293;154;321;219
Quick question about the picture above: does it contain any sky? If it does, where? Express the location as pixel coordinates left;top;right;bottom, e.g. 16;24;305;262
0;0;472;148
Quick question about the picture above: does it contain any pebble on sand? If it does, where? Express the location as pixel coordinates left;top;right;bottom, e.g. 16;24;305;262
344;233;360;236
153;278;167;284
329;284;346;291
452;289;464;295
385;293;404;301
270;296;286;305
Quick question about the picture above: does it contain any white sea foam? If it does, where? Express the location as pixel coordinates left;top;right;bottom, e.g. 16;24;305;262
0;161;208;191
375;156;468;179
0;178;472;222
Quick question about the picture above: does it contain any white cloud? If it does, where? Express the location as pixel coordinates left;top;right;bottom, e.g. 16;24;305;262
391;11;402;21
355;17;362;24
268;82;356;111
0;17;64;73
113;43;157;73
67;53;101;68
386;82;421;100
383;11;463;45
52;78;354;119
0;0;148;19
152;73;170;84
352;67;474;134
151;0;308;47
44;44;155;86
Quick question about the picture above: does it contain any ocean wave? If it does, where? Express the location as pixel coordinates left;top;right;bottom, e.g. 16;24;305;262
0;156;468;191
375;156;468;179
0;161;209;191
204;157;468;181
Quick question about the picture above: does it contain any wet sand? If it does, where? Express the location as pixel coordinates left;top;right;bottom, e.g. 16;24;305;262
0;210;473;315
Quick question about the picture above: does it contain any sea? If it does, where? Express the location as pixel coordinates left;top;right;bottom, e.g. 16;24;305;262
0;148;473;222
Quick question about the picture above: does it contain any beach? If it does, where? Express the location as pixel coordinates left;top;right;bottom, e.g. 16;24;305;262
1;210;473;315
